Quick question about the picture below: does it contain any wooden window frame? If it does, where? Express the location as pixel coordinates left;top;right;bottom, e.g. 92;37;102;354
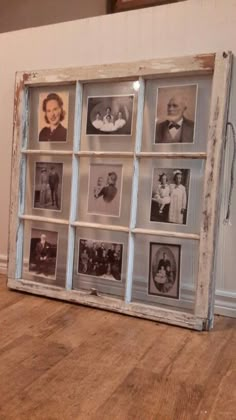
8;52;232;330
108;0;185;13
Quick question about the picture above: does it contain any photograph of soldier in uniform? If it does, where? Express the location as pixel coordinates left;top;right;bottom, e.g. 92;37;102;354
33;162;63;211
78;239;123;281
87;163;123;217
28;229;58;279
154;85;197;144
86;95;134;136
38;91;69;142
149;243;181;299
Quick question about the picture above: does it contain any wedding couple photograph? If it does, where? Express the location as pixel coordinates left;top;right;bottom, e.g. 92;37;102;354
150;167;190;225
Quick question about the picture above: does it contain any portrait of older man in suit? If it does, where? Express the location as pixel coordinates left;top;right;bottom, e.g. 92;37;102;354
29;229;58;279
154;85;197;144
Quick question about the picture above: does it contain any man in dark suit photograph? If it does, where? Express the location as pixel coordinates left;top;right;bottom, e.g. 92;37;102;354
155;95;194;143
35;234;52;276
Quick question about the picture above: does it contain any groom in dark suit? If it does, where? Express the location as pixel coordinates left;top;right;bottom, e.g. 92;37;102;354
155;95;194;143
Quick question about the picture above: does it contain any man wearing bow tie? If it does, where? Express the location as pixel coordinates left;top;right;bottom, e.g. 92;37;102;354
155;95;194;143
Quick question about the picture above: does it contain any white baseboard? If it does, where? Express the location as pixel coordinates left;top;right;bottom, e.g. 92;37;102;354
0;254;7;274
181;284;236;318
1;253;236;318
214;289;236;318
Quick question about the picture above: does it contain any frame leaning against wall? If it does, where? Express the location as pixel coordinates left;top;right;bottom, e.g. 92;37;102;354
108;0;185;13
7;52;232;331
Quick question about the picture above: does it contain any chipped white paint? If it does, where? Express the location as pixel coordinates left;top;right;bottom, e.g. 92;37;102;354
132;228;200;241
76;151;134;158
195;51;233;324
21;150;73;155
8;74;28;279
19;215;69;225
71;221;129;233
21;54;215;86
136;152;207;159
7;278;204;330
125;77;145;304
66;81;83;290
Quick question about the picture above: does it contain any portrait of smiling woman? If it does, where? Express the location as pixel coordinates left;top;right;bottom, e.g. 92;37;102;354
38;92;68;142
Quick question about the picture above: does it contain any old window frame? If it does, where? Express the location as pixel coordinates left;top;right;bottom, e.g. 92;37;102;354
7;52;232;330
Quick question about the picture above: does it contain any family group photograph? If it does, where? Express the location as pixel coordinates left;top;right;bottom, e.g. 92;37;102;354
86;95;134;135
78;239;123;281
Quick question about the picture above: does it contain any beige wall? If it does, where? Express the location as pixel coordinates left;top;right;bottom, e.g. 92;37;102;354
0;0;236;314
0;0;107;33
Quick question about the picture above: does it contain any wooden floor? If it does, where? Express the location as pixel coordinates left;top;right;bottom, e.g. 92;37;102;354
0;275;235;420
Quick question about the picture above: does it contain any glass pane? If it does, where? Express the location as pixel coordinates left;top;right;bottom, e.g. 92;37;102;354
25;155;72;220
73;227;128;298
137;158;205;234
132;234;199;312
142;76;212;153
22;221;68;288
28;84;76;150
80;81;139;152
77;157;133;226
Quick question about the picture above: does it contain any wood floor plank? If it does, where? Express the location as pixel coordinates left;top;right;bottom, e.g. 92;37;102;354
0;334;72;411
193;321;236;419
0;295;70;352
0;280;24;310
0;315;162;419
90;367;205;420
0;277;235;420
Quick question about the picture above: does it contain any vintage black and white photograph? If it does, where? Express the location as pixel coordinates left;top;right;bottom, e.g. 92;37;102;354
154;84;197;144
28;229;58;279
38;91;69;142
86;95;134;135
87;163;123;217
33;162;63;211
149;243;181;299
78;239;123;281
150;168;190;225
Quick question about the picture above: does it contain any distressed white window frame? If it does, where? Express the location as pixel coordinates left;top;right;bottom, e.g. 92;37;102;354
7;52;232;330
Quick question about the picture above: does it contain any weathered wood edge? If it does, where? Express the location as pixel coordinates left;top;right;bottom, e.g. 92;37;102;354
8;73;28;278
76;151;134;157
21;149;73;155
66;82;83;290
136;152;207;159
195;51;233;324
17;54;215;86
21;151;206;159
7;278;203;331
18;221;199;238
125;77;145;303
71;221;129;233
19;215;69;225
133;228;200;240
